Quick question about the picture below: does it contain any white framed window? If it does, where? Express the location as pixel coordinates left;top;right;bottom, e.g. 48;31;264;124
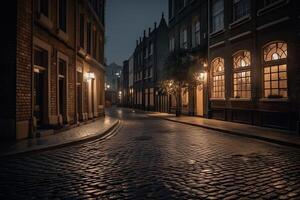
263;42;288;98
233;51;251;98
212;0;224;32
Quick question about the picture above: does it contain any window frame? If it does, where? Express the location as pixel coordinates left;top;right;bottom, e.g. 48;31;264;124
211;0;224;32
211;57;225;99
262;42;288;99
232;0;251;21
232;50;252;99
58;0;67;33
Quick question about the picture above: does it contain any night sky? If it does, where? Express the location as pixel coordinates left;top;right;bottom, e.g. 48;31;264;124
105;0;168;65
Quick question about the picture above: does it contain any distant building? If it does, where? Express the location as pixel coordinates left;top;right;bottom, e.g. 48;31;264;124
122;60;129;106
105;63;122;105
0;0;105;140
132;14;169;111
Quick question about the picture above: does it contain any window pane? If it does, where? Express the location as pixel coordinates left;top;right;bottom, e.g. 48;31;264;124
271;66;278;73
271;73;278;80
279;64;287;72
279;80;287;88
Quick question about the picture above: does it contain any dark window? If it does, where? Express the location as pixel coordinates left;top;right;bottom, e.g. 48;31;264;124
59;0;67;32
34;48;48;68
40;0;49;17
59;59;66;76
212;0;224;32
80;14;85;48
87;23;91;54
233;0;250;21
169;0;175;18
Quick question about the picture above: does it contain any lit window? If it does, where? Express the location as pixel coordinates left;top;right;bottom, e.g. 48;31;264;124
212;0;224;32
233;0;250;21
263;42;287;62
211;57;225;98
233;51;251;98
263;42;288;98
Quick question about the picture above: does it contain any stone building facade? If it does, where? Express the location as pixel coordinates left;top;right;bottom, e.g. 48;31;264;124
0;0;105;141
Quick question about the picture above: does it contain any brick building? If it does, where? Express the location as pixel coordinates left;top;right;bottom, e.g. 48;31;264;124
0;0;105;141
168;0;208;116
207;0;300;131
167;0;300;132
131;14;169;112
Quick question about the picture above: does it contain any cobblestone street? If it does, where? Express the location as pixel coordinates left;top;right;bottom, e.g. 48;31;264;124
0;107;300;199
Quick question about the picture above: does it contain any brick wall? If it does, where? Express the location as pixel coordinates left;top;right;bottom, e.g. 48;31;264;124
16;0;33;122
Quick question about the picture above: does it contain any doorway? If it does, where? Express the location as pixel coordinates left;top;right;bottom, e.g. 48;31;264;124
58;59;67;123
196;85;204;116
33;47;48;127
33;70;45;127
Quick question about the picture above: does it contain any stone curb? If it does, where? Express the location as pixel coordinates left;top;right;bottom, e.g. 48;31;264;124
0;119;120;158
151;116;300;149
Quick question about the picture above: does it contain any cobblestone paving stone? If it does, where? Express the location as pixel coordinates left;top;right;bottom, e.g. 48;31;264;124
0;108;300;199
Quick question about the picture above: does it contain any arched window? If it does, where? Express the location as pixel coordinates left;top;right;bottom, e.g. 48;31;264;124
211;57;225;98
263;42;288;98
233;51;251;98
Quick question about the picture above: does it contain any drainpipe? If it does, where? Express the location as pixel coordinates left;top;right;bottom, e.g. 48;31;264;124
74;1;78;124
206;0;211;119
30;0;35;138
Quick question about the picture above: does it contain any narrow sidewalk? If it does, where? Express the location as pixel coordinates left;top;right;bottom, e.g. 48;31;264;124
0;117;119;157
146;111;300;148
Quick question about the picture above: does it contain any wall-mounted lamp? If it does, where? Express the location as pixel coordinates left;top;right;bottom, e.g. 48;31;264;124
86;71;95;80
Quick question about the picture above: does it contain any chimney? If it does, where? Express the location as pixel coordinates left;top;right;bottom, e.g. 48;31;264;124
154;22;157;29
143;30;146;38
139;37;142;43
136;40;138;46
148;28;151;36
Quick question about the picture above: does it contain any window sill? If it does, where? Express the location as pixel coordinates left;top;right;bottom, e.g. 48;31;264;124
257;0;289;16
259;98;289;102
210;98;226;101
37;13;53;30
229;15;251;29
209;29;225;38
229;98;252;101
56;29;69;42
78;48;87;57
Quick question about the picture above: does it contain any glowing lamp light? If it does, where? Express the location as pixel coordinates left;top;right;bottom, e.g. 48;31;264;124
86;72;95;80
194;71;207;82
